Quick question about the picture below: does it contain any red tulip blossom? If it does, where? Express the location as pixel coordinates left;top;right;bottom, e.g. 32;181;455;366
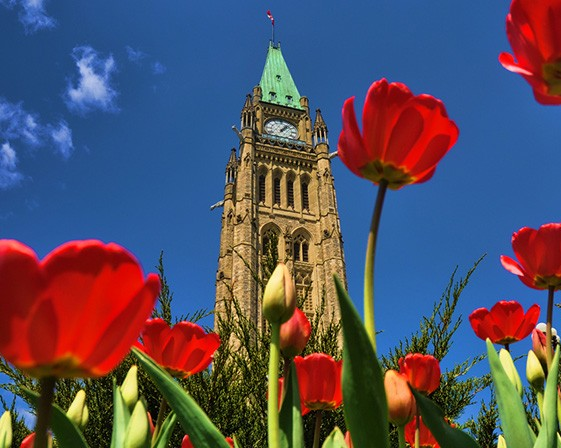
384;369;416;426
501;223;561;290
280;307;311;358
135;318;220;378
405;416;440;448
182;435;234;448
0;240;160;378
499;0;561;104
293;353;343;413
398;353;440;394
338;78;459;190
469;300;540;345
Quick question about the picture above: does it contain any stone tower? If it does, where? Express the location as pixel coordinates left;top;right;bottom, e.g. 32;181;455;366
215;42;347;329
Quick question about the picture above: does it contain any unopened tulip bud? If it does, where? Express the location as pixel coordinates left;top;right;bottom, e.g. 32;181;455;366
532;328;549;372
66;390;88;429
262;263;296;324
499;349;523;396
280;308;311;358
384;370;416;426
120;365;139;411
526;350;545;391
123;399;150;448
498;434;507;448
0;411;12;448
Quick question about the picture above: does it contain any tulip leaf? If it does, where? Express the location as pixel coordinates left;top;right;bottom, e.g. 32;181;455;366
20;388;89;448
413;389;480;448
534;346;560;448
279;361;304;448
152;411;177;448
110;378;130;448
132;347;231;448
487;339;535;448
334;275;388;448
321;427;347;448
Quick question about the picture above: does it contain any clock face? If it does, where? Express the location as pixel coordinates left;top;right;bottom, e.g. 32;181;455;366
264;119;298;139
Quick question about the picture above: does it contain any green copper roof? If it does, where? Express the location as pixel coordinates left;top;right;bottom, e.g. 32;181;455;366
259;43;303;110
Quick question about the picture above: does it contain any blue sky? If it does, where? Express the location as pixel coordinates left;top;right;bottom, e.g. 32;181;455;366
1;0;560;401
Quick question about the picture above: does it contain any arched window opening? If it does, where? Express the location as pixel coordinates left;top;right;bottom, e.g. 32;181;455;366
273;177;281;205
287;179;294;208
293;234;310;263
301;181;309;210
258;174;266;203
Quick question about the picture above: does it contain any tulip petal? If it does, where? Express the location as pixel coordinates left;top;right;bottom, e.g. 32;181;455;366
338;97;369;179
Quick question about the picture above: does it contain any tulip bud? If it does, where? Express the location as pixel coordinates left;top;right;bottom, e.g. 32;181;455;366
262;263;296;324
532;328;550;372
499;349;523;396
66;390;88;429
384;370;416;426
120;365;139;411
526;350;545;391
497;434;507;448
123;399;150;448
0;411;12;448
280;308;311;358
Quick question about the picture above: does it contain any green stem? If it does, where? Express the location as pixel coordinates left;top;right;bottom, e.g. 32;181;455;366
364;180;388;353
151;396;168;445
397;425;407;448
34;376;56;448
415;413;420;448
268;322;281;448
546;286;555;371
281;357;291;402
313;410;323;448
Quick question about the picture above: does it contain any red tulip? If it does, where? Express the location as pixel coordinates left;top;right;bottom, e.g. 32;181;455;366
499;0;561;104
280;308;311;358
0;240;160;378
338;78;458;190
293;353;343;412
384;369;416;425
135;318;220;378
469;300;540;345
398;353;440;394
181;435;234;448
405;416;440;448
501;223;561;290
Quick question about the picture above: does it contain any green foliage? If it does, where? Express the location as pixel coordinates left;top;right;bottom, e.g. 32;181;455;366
464;394;500;448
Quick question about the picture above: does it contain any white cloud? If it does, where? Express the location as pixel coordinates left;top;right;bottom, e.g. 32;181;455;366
152;61;167;75
49;120;73;159
0;142;23;189
126;46;147;64
65;46;119;115
0;0;56;33
0;98;75;189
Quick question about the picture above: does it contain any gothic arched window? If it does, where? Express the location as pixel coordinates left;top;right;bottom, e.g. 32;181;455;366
293;234;310;263
301;180;309;211
286;177;294;208
273;177;281;205
258;174;266;203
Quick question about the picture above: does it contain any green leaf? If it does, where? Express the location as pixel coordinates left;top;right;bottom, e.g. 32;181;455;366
132;347;230;448
20;388;89;448
110;378;131;448
334;275;388;448
487;339;534;448
279;362;304;448
534;345;560;448
321;427;347;448
152;411;177;448
413;389;480;448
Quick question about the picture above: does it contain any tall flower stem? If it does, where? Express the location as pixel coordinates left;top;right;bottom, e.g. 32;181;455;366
268;322;281;448
546;286;555;370
313;410;323;448
397;425;406;448
415;410;420;448
34;376;56;448
151;397;168;444
364;179;388;352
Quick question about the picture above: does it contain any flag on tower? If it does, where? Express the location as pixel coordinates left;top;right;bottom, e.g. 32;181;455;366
267;10;275;26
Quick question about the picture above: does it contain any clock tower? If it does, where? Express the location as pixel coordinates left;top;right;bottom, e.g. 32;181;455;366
215;42;347;330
